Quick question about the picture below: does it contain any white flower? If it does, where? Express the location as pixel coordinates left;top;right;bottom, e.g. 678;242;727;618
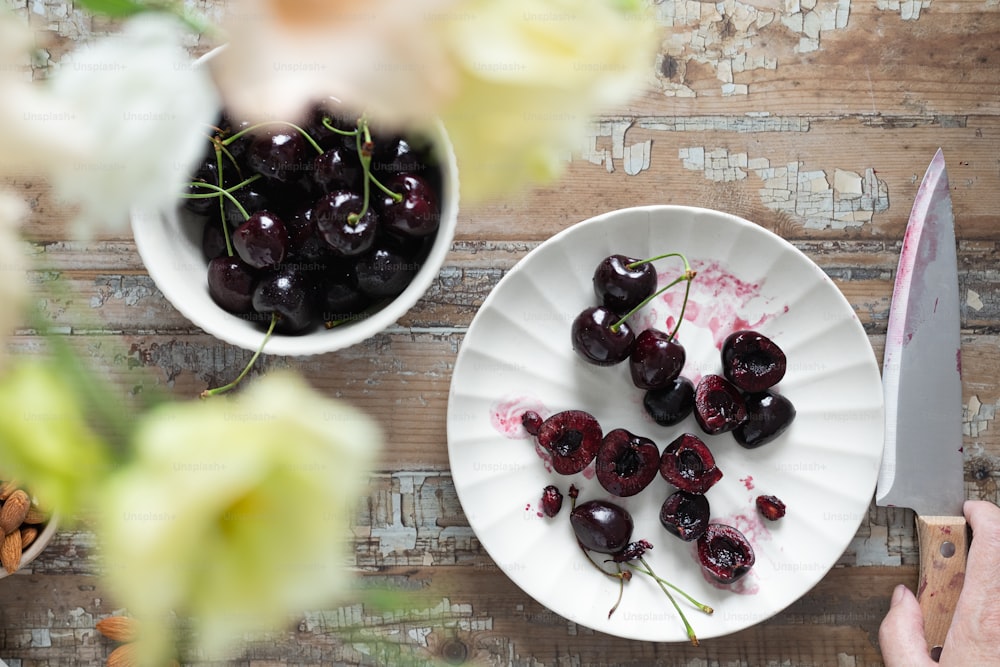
0;12;90;176
97;372;380;663
44;14;220;236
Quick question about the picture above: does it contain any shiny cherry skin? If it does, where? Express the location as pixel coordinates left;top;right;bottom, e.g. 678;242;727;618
232;211;289;269
207;256;257;315
593;254;657;316
643;377;696;427
378;173;440;238
312;190;379;258
246;127;312;182
571;306;635;366
570;500;634;554
251;265;318;334
629;329;686;390
733;390;796;448
356;246;417;299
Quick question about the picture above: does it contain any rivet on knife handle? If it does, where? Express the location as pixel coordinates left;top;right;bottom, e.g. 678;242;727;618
915;515;968;656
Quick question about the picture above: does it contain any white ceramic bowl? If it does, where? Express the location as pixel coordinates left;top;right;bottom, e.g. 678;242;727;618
0;514;59;580
131;114;458;356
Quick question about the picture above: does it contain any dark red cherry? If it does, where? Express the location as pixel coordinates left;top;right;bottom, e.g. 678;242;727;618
595;428;660;497
313;190;378;258
535;410;603;475
733;390;796;448
659;433;723;494
593;254;657;316
378;173;440;238
223;185;272;229
246;127;312;182
722;330;787;393
569;500;634;554
571;306;635;366
207;256;257;315
629;329;685;390
372;136;429;177
233;211;288;269
659;490;710;542
643;377;695;427
320;264;370;325
251;265;318;334
313;147;361;192
540;485;563;518
355;246;417;299
200;218;227;261
756;494;786;521
697;523;755;584
694;374;748;435
521;410;543;436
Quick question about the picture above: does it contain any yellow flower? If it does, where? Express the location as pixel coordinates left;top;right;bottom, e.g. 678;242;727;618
435;0;658;201
0;359;111;516
96;372;380;663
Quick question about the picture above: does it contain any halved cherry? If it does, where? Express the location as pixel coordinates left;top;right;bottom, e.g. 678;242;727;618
722;330;787;393
659;433;723;494
535;410;603;475
697;523;755;584
595;428;660;497
694;374;748;435
659;490;710;542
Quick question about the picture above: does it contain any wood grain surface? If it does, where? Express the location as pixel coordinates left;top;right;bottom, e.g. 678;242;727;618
2;0;1000;665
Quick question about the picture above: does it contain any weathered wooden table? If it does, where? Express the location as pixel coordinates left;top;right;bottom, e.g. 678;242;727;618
3;0;999;665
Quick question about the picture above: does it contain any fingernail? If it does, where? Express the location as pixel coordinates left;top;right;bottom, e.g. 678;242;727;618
891;584;908;607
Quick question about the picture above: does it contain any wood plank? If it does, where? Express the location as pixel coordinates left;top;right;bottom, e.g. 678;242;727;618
0;564;911;666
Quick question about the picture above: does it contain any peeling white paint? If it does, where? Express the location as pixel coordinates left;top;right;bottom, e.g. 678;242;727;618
877;0;933;20
967;288;984;311
964;394;995;438
653;0;849;97
679;147;888;228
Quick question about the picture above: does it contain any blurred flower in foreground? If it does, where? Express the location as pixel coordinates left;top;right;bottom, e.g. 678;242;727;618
97;372;380;663
212;0;658;202
0;193;29;370
44;13;220;236
0;359;111;516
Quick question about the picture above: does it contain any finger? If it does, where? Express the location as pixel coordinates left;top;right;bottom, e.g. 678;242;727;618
879;585;936;667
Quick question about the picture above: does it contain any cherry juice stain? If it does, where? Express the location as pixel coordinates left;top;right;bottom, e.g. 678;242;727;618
654;259;785;349
740;475;755;490
490;393;549;439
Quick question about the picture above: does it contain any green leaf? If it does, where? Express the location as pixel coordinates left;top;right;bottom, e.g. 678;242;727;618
75;0;149;18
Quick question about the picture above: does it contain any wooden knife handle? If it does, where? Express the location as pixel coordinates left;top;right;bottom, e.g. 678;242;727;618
915;514;969;656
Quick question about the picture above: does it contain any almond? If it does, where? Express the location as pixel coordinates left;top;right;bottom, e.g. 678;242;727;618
23;505;49;525
0;490;29;534
106;642;138;667
1;530;22;574
0;480;19;501
96;615;140;643
19;526;37;549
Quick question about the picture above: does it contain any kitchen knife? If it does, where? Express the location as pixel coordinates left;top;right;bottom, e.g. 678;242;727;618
877;148;966;657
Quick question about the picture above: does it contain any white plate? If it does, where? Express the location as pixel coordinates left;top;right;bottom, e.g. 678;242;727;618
446;205;884;642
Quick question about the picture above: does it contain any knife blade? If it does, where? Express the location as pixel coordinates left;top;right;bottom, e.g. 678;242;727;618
877;148;966;656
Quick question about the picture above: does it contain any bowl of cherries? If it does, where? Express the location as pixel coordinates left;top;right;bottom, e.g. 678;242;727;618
131;96;459;357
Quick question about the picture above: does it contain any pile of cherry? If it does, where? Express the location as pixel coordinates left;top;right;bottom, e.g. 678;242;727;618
523;252;797;588
179;98;443;335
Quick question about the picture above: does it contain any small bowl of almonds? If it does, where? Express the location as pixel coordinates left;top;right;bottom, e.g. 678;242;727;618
0;481;56;578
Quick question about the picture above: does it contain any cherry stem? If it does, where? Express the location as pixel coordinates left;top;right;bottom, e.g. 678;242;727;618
347;117;375;226
222;120;324;155
322;116;359;137
183;174;262;199
213;145;233;256
611;253;696;342
631;557;701;646
200;313;277;399
185;182;251;222
608;562;627;619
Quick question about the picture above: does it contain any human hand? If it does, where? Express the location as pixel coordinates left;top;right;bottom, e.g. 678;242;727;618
879;500;1000;666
